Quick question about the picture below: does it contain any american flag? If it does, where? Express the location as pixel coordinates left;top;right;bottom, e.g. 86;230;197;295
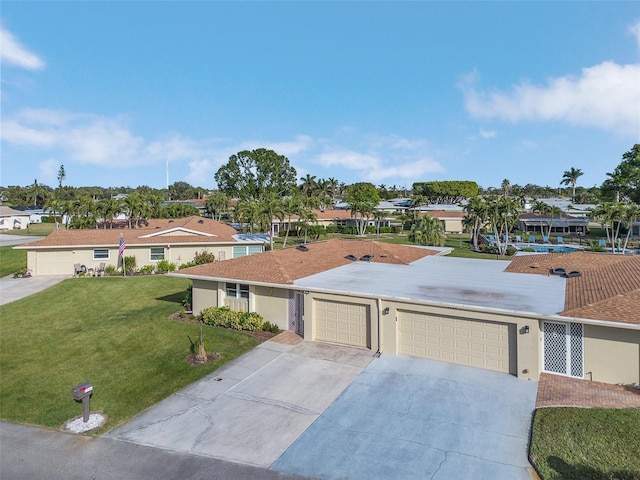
118;235;126;257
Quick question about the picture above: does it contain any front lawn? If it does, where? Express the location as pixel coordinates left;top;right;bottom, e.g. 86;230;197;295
0;275;258;434
529;407;640;479
0;245;27;278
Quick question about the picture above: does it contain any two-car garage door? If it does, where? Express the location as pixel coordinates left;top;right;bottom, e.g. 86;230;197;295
398;310;512;374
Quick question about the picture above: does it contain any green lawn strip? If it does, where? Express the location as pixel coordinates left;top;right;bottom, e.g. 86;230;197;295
0;223;56;236
0;245;27;278
529;407;640;480
0;275;258;434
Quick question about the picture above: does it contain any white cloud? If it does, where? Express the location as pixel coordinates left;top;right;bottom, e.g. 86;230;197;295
311;133;445;184
462;61;640;136
630;19;640;50
38;158;59;184
479;129;496;139
0;26;45;70
364;158;444;183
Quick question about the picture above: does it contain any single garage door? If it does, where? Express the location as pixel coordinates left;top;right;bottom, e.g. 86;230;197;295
398;311;511;373
314;299;370;348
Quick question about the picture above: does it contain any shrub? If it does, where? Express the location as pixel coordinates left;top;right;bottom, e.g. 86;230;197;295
124;256;137;275
138;264;156;275
182;285;192;309
200;307;264;331
104;264;118;276
506;246;517;256
521;247;536;252
156;259;176;273
262;321;280;333
193;250;216;265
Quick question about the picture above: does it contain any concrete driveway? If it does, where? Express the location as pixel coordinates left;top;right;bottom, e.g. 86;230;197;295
273;355;538;480
107;338;537;479
105;339;374;467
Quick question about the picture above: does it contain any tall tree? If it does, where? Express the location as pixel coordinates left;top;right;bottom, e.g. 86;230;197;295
215;149;297;201
344;182;380;236
561;167;584;202
205;191;231;221
602;144;640;204
463;196;489;251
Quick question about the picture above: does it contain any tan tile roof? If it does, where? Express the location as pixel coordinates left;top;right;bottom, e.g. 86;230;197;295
18;216;243;248
422;211;466;219
180;239;441;285
506;252;640;325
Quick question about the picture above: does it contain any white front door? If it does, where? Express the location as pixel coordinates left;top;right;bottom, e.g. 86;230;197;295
542;321;584;377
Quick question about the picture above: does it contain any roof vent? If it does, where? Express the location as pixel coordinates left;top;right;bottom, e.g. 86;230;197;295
564;270;582;278
198;219;204;224
296;245;309;252
155;226;161;229
550;267;566;276
360;254;373;262
345;254;357;261
168;219;174;223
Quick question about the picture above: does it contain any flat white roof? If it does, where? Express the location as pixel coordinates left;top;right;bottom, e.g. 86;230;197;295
294;255;566;316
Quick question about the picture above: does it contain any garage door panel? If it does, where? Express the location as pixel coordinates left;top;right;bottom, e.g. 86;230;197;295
398;311;512;374
315;299;369;348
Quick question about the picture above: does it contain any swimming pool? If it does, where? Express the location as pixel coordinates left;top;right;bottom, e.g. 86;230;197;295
514;244;580;253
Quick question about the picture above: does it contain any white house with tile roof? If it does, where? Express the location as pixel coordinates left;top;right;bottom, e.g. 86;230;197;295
0;206;31;231
174;239;640;387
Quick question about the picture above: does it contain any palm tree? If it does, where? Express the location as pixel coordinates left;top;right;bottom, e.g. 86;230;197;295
44;197;63;230
409;215;446;246
501;179;511;198
235;200;261;233
281;195;303;249
486;196;520;255
372;210;387;239
205;191;231;221
463;196;488;250
300;174;317;198
591;202;625;251
259;194;286;250
561;168;584;203
622;203;639;252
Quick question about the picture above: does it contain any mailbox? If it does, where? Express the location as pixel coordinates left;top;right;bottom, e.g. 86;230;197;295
71;382;93;423
71;382;93;400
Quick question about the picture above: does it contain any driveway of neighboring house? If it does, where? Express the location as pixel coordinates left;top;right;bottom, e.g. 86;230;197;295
107;338;538;479
0;275;69;305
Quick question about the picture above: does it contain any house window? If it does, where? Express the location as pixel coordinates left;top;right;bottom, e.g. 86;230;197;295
93;249;109;260
226;282;249;299
232;245;263;258
150;247;165;261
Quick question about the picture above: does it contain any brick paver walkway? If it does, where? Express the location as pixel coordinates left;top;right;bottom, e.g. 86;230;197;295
268;330;303;345
536;373;640;408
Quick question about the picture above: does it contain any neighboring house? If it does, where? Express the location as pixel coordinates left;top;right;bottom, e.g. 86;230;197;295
0;206;31;231
174;239;640;387
15;216;265;276
518;212;590;235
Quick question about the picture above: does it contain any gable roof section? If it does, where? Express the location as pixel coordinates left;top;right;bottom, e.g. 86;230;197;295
179;239;442;285
17;216;241;248
0;206;31;217
506;252;640;325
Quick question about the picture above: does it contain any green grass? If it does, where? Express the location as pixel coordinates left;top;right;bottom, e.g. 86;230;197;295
0;275;258;434
0;223;56;236
0;245;27;278
529;408;640;480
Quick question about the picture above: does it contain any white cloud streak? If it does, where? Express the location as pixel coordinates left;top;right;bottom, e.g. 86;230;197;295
630;19;640;50
462;61;640;137
0;26;45;70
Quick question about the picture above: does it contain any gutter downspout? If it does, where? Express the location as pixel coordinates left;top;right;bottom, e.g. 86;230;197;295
375;297;382;357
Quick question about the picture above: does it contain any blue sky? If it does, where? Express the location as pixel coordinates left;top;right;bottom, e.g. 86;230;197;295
1;2;639;192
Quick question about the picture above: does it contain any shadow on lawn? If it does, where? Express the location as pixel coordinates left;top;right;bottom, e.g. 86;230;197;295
155;291;186;304
548;456;639;480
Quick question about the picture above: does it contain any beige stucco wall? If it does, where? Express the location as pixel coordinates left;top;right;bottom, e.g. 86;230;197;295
27;244;237;276
253;286;290;330
443;218;464;234
192;279;218;315
583;324;640;386
379;300;540;380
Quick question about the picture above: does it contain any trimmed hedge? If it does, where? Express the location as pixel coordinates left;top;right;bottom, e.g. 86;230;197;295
201;306;264;332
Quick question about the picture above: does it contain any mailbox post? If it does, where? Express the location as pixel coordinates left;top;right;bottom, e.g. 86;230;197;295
71;382;93;422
